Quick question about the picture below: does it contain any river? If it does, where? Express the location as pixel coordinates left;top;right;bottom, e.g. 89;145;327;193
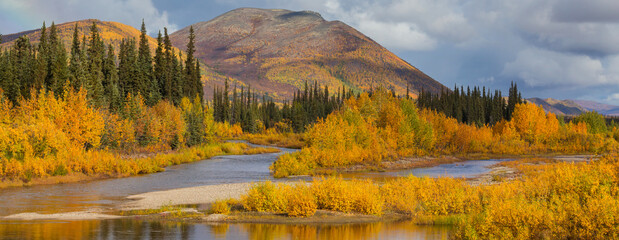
0;143;504;239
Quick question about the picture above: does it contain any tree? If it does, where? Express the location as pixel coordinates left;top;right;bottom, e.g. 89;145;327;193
137;20;157;105
14;36;35;99
184;26;197;99
118;38;138;97
154;31;167;100
68;23;86;90
49;22;68;96
86;22;106;107
35;22;48;91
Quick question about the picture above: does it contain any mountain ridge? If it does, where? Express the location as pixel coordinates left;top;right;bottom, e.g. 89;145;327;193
169;8;445;100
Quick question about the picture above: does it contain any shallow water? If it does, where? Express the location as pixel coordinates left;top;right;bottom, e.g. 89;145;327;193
0;219;451;240
342;159;509;181
0;143;296;216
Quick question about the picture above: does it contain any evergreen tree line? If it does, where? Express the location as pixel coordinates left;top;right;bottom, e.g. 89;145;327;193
212;80;355;133
417;82;524;126
0;21;203;111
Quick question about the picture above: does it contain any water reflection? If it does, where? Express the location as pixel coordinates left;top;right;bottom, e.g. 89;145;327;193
342;159;510;181
0;219;451;240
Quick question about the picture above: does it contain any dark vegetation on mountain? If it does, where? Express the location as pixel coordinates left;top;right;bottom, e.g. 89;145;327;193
169;8;445;101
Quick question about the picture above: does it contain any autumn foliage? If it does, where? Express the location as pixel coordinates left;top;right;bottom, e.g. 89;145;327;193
0;87;246;186
247;155;619;238
271;89;618;177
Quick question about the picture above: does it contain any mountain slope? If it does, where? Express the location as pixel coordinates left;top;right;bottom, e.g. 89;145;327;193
1;19;159;53
572;100;619;116
0;19;230;98
527;98;588;116
169;8;444;100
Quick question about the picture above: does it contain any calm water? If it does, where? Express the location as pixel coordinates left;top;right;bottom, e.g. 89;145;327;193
0;219;451;240
342;159;509;181
1;144;510;239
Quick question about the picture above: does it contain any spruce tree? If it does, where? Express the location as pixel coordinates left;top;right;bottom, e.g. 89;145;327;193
153;31;166;100
35;22;48;91
137;20;157;104
49;22;68;96
103;44;121;110
194;60;203;102
86;22;106;107
0;49;19;104
68;23;85;90
118;38;138;96
163;28;174;102
184;26;196;99
14;36;35;99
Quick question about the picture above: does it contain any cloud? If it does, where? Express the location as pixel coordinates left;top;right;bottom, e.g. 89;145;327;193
502;47;619;88
0;0;177;35
552;0;619;23
265;0;474;51
508;0;619;56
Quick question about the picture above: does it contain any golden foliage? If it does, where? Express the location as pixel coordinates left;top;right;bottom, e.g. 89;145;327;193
271;91;618;177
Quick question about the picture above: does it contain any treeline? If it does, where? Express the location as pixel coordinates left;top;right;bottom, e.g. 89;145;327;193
417;82;524;126
0;21;203;110
212;80;354;133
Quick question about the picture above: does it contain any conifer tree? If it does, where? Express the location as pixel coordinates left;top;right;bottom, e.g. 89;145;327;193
103;44;121;110
14;36;35;99
163;28;174;102
0;49;19;104
49;22;68;96
35;22;48;91
194;60;203;102
68;23;85;90
86;22;106;107
118;38;138;96
154;31;167;100
137;20;157;104
184;26;197;99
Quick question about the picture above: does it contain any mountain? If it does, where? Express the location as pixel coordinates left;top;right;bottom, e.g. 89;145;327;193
572;100;619;116
169;8;444;100
527;98;587;116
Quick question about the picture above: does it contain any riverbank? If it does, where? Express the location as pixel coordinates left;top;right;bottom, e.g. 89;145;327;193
0;142;279;190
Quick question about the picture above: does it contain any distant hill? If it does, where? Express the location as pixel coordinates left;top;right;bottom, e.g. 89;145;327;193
526;98;619;116
527;98;588;116
169;8;445;100
572;100;619;116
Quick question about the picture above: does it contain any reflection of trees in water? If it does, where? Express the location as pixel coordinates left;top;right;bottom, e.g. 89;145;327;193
0;219;450;239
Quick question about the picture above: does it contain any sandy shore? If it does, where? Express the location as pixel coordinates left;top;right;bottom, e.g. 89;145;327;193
3;211;123;220
120;182;254;210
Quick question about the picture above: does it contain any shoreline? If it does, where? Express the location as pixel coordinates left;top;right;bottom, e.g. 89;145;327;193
1;154;594;222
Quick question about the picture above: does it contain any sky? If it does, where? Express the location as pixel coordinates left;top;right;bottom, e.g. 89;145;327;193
2;0;619;104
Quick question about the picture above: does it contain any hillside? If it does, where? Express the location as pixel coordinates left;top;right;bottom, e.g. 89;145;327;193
1;19;159;53
572;100;619;116
527;98;587;116
0;19;229;99
169;8;444;100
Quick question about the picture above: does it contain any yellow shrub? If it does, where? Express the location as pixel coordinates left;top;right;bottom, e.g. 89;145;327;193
286;184;317;217
210;200;231;215
242;181;289;213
